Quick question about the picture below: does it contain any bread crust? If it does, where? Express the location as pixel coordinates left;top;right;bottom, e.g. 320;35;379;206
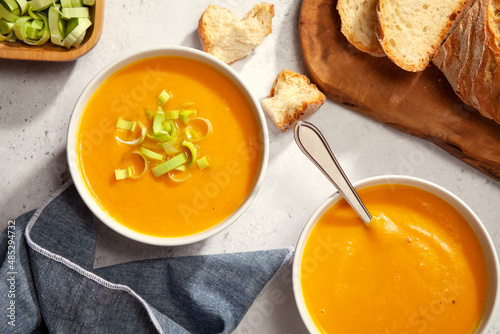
434;0;500;123
262;69;326;132
337;0;386;56
376;0;473;72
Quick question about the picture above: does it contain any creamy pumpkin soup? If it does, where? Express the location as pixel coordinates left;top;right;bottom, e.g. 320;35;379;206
301;184;488;333
76;56;262;237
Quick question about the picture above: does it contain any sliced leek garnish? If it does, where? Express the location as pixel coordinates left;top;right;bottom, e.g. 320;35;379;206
127;151;148;179
165;109;179;120
114;90;212;181
157;90;171;106
168;170;191;183
183;117;212;142
115;121;146;146
162;141;178;155
180;109;195;124
139;147;164;161
151;153;187;178
114;167;132;181
197;156;210;170
182;140;197;167
116;118;137;131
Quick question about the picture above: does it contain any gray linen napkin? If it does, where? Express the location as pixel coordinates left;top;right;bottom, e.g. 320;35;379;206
0;180;293;333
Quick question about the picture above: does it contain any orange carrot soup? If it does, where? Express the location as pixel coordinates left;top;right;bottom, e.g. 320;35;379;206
301;184;489;333
76;56;262;237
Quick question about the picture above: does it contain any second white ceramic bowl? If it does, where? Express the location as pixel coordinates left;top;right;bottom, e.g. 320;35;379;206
293;175;499;333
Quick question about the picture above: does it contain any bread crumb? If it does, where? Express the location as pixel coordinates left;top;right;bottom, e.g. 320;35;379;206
262;69;326;132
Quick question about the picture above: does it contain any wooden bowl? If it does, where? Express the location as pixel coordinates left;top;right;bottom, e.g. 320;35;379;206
0;0;104;61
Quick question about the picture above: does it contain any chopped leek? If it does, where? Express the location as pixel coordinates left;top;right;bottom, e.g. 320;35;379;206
29;0;52;11
168;170;191;183
165;109;179;120
144;109;155;120
152;110;164;135
61;7;89;18
116;118;137;131
3;0;20;12
14;11;50;46
115;122;146;145
127;151;148;179
185;117;212;142
0;0;94;48
60;0;71;7
139;147;164;161
162;120;172;132
197;156;210;170
180;109;195;124
151;153;187;177
0;19;14;35
146;131;172;142
182;140;197;167
114;167;132;180
157;90;171;106
0;3;18;22
15;0;28;14
62;17;91;49
162;141;178;155
175;165;187;172
113;91;213;182
48;6;65;46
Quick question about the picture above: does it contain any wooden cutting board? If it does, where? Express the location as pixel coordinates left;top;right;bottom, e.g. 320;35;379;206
299;0;500;181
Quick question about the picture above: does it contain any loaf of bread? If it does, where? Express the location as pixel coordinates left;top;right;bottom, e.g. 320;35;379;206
376;0;472;72
337;0;385;56
433;0;500;124
262;69;326;132
198;3;274;65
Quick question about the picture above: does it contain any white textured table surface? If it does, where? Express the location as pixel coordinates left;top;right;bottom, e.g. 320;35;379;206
1;1;499;333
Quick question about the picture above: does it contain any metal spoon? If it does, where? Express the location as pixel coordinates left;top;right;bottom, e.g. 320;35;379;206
294;121;372;224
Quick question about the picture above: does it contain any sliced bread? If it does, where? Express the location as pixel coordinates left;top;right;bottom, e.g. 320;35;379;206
376;0;472;72
262;69;326;132
198;3;274;65
337;0;385;56
433;0;500;124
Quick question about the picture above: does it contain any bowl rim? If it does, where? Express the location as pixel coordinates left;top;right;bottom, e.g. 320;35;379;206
292;175;499;333
66;45;269;246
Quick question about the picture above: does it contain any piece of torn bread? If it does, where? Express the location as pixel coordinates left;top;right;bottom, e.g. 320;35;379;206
262;69;326;132
198;3;274;65
376;0;472;72
337;0;385;56
433;0;500;124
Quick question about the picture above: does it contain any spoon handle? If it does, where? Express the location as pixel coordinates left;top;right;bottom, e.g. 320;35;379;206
294;121;372;224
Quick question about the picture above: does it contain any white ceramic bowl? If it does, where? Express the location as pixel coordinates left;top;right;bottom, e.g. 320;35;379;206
67;46;269;246
293;175;499;333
